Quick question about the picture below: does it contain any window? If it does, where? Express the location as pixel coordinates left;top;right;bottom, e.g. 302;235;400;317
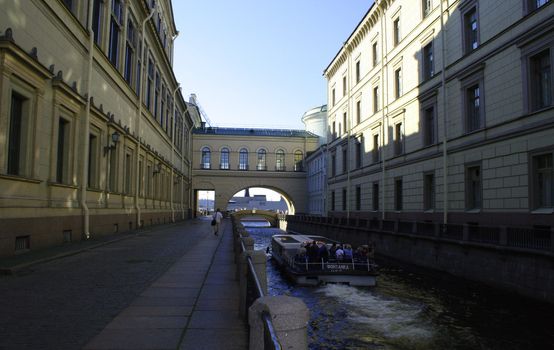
394;68;402;98
146;164;152;197
356;186;361;211
530;49;552;111
463;5;479;54
355;139;362;169
63;0;74;13
372;42;379;67
373;85;380;113
343;76;347;96
394;122;403;156
154;71;160;119
466;84;482;132
355;60;361;83
393;17;401;47
332;121;336;139
527;0;550;12
331;153;336;177
342;188;347;211
146;58;153;109
342;148;348;173
424;173;435;210
124;19;136;85
56;118;70;184
532;153;553;209
343;112;347;134
108;142;117;192
136;40;142;94
331;190;336;211
201;147;211;169
294;150;303;171
220;148;230;170
108;0;123;67
372;134;380;163
88;134;98;188
422;0;432;17
356;100;361;125
395;178;403;211
466;165;482;210
92;0;103;45
7;93;29;176
124;151;132;195
423;42;434;80
257;149;267;170
239;148;248;170
423;105;436;146
332;88;336;106
276;149;285;171
160;84;165;127
138;156;143;196
372;182;379;211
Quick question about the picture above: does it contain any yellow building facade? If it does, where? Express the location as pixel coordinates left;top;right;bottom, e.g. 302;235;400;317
0;0;199;257
325;0;554;229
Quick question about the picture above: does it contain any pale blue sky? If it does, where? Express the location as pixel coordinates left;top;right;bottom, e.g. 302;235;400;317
172;1;373;130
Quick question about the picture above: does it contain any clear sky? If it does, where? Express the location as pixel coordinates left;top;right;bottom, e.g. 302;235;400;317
172;0;373;130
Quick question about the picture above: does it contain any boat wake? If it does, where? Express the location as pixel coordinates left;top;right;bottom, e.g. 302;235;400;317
318;284;434;341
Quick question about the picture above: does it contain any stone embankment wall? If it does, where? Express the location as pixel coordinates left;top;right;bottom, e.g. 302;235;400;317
287;216;554;304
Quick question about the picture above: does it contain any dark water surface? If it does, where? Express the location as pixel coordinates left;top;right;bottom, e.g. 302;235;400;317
244;225;554;350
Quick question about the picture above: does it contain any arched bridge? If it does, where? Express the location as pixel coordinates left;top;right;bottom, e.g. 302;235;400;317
231;210;280;227
192;127;319;215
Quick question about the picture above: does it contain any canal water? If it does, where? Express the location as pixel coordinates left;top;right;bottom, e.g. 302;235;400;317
242;222;554;350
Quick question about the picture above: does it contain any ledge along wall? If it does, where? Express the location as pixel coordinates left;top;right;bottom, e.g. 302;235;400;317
287;216;554;304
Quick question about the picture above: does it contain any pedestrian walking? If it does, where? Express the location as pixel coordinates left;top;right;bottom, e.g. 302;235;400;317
212;208;223;235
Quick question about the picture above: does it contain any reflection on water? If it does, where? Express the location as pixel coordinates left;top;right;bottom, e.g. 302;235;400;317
247;227;554;350
241;219;271;228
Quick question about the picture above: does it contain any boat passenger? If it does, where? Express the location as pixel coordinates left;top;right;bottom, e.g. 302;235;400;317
318;241;329;262
335;245;344;261
343;244;353;260
329;242;337;259
307;241;319;262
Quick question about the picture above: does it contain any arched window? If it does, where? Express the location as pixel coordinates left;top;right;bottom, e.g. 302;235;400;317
294;150;303;171
276;149;285;171
257;149;267;171
239;148;248;170
220;148;229;170
201;147;211;169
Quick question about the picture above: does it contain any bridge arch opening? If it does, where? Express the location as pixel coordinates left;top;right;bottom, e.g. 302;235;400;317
226;186;295;216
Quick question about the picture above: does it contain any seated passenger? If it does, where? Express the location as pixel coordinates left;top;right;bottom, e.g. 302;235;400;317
329;243;337;259
343;244;353;260
296;243;307;259
335;245;344;261
318;241;329;262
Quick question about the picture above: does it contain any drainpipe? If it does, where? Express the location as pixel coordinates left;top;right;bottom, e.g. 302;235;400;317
380;6;387;221
188;126;194;218
440;0;448;225
81;0;95;239
170;84;181;222
135;6;156;228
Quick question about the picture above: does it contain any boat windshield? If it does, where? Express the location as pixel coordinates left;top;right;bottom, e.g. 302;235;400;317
276;236;301;244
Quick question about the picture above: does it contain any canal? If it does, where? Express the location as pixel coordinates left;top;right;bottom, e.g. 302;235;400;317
242;222;554;350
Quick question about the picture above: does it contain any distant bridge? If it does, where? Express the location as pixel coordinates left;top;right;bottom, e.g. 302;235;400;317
231;210;280;227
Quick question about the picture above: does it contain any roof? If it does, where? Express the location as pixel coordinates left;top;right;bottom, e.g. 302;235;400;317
193;127;319;138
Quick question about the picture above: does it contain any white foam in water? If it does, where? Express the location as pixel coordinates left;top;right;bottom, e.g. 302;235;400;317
319;284;434;340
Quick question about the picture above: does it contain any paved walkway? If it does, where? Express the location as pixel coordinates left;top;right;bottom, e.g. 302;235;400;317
83;219;248;350
0;218;248;350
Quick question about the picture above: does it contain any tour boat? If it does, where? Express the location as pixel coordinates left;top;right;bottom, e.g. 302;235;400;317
270;233;378;287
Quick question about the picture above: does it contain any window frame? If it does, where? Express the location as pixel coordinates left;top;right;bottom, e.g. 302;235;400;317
220;147;230;170
239;148;249;170
422;41;434;81
257;149;267;171
460;0;480;55
275;149;286;171
423;172;435;211
395;177;403;211
530;150;554;210
201;147;211;169
460;68;485;134
465;163;482;211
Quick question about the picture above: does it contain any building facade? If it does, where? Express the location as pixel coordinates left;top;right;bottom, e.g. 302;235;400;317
324;0;554;228
302;105;328;216
192;126;319;214
0;0;199;257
